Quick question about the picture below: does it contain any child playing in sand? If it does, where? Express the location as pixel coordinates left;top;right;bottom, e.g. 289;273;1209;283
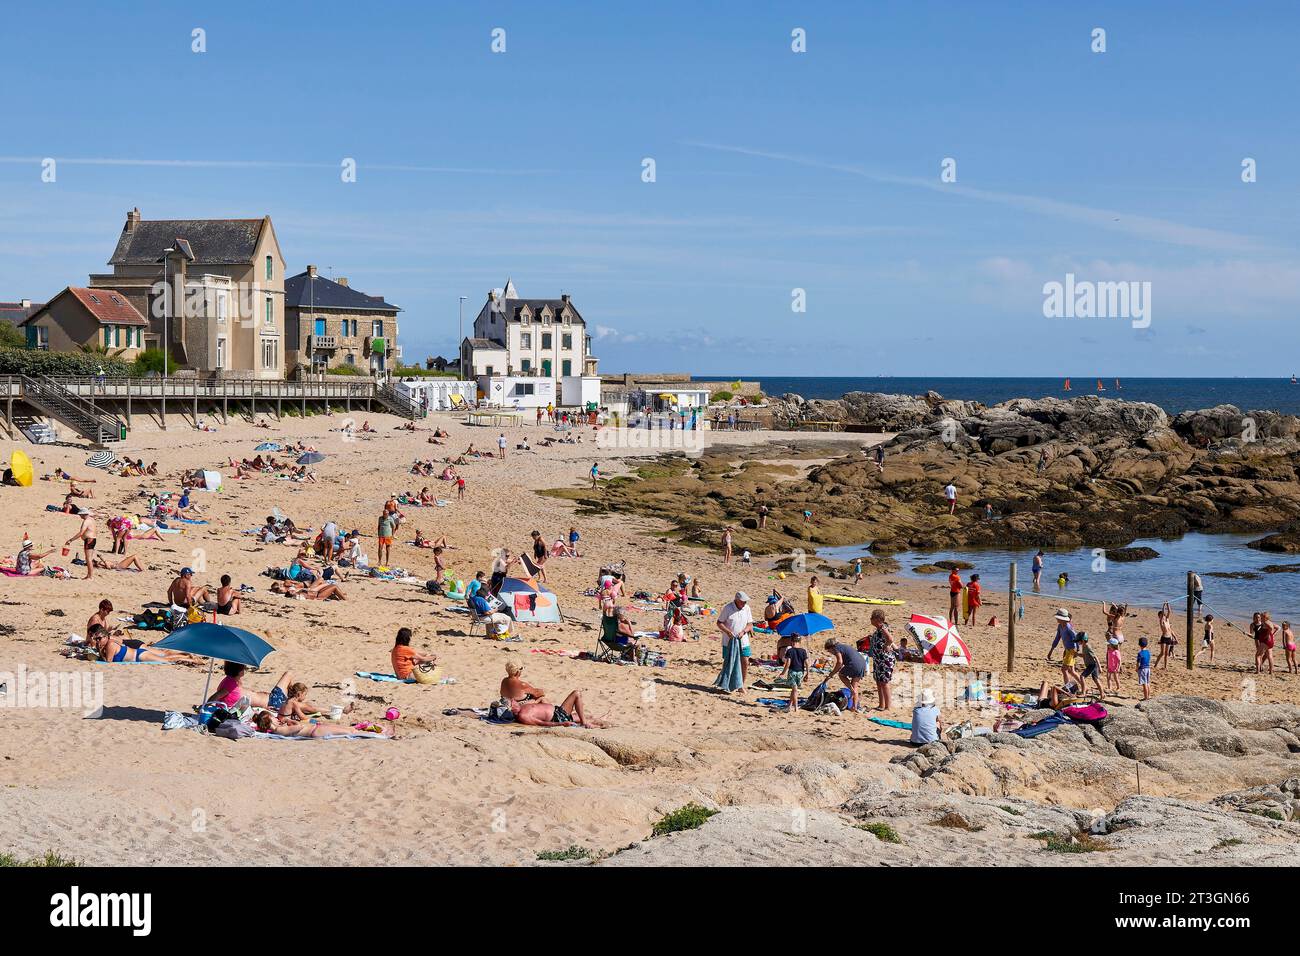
1136;637;1152;700
1105;636;1122;694
1202;614;1215;664
1077;633;1104;696
778;633;808;717
278;681;352;720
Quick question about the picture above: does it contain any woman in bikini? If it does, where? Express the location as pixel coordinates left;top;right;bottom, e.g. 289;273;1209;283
253;712;392;737
87;624;191;664
1154;602;1176;669
93;552;146;572
271;579;346;600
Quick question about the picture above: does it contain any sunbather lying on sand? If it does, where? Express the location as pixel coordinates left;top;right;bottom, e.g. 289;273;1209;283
1036;678;1086;709
93;553;146;572
508;691;605;728
87;624;192;664
252;712;392;737
271;579;346;600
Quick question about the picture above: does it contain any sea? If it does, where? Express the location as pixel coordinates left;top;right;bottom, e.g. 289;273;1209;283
696;376;1300;417
691;376;1300;624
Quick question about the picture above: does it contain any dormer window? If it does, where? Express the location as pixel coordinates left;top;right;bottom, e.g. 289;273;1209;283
520;310;530;325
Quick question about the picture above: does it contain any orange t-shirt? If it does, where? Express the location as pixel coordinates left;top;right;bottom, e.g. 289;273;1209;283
967;582;982;606
392;645;418;680
948;572;962;594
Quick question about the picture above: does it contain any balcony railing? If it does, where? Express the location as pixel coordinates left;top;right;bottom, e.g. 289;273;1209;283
310;334;338;351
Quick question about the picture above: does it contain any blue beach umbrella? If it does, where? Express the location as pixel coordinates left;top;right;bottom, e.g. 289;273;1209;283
774;612;835;637
254;442;281;451
297;452;326;465
153;621;276;707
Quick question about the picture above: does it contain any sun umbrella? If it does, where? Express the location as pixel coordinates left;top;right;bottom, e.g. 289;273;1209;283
85;449;116;469
905;613;972;666
774;612;835;637
297;452;325;465
153;621;276;706
8;450;33;486
254;442;281;452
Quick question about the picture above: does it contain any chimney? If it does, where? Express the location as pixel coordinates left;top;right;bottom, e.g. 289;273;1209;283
561;293;570;304
488;289;496;301
126;207;141;232
20;299;31;309
336;277;349;287
307;265;317;278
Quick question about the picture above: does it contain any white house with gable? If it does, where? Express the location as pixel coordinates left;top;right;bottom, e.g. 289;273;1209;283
459;279;599;406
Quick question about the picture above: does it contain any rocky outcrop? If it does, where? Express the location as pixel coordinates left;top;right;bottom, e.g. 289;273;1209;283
561;392;1300;556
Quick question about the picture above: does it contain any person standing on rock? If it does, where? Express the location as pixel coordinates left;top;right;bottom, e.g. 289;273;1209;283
1032;550;1044;591
944;480;957;515
757;503;769;530
874;444;885;474
1136;637;1152;700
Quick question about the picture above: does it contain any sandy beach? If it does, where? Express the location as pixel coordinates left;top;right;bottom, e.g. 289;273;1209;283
0;412;1295;866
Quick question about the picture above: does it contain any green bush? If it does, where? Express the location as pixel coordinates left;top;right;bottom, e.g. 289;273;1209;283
0;347;132;378
131;349;175;377
393;364;457;378
535;844;592;861
711;390;733;402
328;364;364;376
856;822;902;844
0;850;79;867
0;324;26;349
651;803;719;836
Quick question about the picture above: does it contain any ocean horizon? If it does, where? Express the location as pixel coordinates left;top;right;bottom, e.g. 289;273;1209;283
693;376;1300;417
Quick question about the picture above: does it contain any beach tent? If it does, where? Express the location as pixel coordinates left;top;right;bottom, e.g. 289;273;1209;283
202;470;222;491
498;576;563;624
905;613;972;666
8;450;32;486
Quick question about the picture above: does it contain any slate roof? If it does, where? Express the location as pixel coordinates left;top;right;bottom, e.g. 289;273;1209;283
0;300;43;327
23;287;148;327
285;272;401;312
109;218;265;265
465;337;507;350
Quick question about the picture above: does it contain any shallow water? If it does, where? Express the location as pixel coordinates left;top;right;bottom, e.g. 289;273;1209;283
817;532;1300;627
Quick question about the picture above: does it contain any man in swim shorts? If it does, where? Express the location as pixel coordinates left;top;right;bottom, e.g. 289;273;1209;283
509;690;603;728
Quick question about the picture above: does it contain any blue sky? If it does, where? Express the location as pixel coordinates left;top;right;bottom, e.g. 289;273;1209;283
1;0;1297;376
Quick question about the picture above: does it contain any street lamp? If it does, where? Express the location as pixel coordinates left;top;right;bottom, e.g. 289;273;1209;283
161;246;173;429
458;295;467;377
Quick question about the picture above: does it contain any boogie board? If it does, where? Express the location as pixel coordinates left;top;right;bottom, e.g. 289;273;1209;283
822;595;905;606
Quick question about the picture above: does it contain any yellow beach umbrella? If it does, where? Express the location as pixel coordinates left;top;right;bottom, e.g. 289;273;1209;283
9;450;33;487
658;392;677;403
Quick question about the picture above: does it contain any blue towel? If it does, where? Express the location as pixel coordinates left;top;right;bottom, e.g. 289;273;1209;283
355;671;415;684
868;717;912;730
712;638;745;692
1013;712;1069;738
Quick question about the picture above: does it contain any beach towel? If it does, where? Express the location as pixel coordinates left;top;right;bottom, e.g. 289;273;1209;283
757;698;792;710
253;730;389;741
867;717;913;730
1061;702;1109;724
1013;712;1070;738
355;671;416;683
713;637;745;692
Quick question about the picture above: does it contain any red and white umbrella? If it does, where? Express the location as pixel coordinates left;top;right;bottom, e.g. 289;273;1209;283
905;613;972;666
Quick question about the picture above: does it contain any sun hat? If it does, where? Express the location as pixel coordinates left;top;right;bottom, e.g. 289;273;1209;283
734;591;750;604
181;567;193;576
919;688;938;707
766;595;780;604
1054;609;1071;621
1107;637;1120;646
1077;632;1089;642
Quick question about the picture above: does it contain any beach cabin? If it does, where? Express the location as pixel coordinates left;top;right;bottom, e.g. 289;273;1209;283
478;374;556;410
393;377;477;412
559;375;602;409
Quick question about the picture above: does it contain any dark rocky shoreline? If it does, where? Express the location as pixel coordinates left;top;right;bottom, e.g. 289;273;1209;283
556;392;1300;560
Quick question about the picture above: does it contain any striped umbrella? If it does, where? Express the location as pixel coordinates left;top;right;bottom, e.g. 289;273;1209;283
85;450;117;469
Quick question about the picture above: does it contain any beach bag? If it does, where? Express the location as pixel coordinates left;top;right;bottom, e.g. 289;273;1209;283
211;718;256;740
411;662;441;685
425;579;445;596
133;608;171;631
186;603;205;624
801;680;830;712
